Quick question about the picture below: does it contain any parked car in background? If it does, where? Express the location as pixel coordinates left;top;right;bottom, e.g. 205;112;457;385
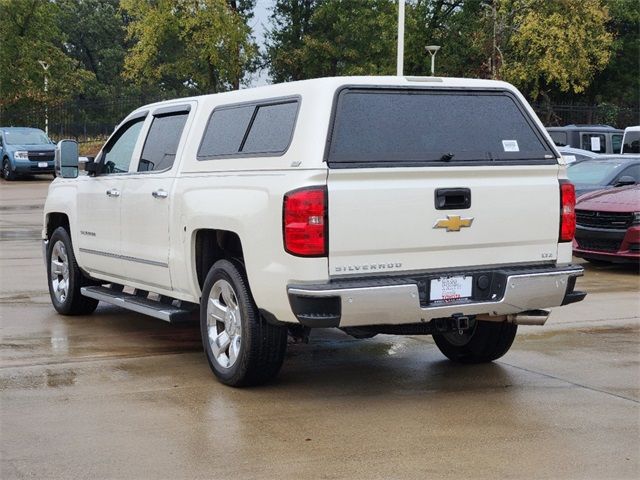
0;127;55;180
567;156;640;197
621;126;640;154
547;125;624;154
574;185;640;264
557;146;602;163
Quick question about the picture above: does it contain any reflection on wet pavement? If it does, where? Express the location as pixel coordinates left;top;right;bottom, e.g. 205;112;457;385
1;179;638;479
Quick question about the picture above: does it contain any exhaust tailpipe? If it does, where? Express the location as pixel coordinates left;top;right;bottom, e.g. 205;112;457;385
510;309;550;325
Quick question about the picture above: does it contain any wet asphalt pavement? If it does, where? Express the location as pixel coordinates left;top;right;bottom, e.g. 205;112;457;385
1;178;639;479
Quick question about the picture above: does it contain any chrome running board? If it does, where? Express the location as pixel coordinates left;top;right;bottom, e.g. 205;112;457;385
81;285;198;323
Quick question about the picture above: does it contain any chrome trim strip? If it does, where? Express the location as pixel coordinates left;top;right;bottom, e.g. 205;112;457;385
79;247;168;268
288;267;584;328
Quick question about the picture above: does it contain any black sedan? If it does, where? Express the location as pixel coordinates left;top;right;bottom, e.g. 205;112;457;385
567;156;640;197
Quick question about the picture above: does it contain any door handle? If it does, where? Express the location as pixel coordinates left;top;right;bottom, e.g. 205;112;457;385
435;188;471;210
106;189;120;198
152;189;168;199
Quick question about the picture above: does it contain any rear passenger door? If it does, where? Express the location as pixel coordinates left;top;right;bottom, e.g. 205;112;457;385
120;105;192;290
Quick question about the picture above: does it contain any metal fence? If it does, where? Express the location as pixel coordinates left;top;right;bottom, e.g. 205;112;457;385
1;96;638;143
0;94;167;143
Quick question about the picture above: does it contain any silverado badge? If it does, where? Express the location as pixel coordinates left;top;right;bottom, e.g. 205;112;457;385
433;215;474;232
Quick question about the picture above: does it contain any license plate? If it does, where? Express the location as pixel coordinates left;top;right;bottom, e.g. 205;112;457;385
430;275;472;302
38;162;48;168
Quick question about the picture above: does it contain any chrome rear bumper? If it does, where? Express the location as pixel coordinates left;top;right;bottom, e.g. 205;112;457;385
287;265;585;328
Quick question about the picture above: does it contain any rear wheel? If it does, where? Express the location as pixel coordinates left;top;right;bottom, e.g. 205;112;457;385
47;227;99;315
200;259;287;387
433;319;517;363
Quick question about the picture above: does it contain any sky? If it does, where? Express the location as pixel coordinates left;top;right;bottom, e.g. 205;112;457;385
246;0;274;87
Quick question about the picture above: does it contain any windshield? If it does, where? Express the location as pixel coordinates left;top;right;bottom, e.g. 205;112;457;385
3;130;50;145
327;88;552;166
567;161;623;185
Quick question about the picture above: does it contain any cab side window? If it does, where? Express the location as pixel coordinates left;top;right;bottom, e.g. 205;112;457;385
138;112;189;172
101;118;145;174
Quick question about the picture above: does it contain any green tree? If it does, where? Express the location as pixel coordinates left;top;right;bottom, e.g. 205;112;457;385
266;0;397;80
0;0;93;122
584;0;640;106
121;0;258;94
404;0;487;78
56;0;128;88
495;0;614;100
266;0;318;82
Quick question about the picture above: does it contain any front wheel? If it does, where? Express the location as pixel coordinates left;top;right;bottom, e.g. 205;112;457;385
47;227;99;315
2;158;16;181
433;320;517;363
200;259;287;387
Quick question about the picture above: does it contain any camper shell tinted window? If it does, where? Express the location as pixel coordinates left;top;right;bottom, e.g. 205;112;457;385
198;98;300;159
326;88;553;167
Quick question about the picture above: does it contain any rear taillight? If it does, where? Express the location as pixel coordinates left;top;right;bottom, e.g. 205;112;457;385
560;181;576;242
283;186;327;256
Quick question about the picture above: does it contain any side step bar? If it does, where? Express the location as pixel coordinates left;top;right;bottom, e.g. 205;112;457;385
81;286;198;323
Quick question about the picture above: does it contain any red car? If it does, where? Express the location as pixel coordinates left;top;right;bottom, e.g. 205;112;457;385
573;185;640;263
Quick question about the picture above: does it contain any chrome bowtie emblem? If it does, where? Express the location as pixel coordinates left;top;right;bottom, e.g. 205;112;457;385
433;215;474;232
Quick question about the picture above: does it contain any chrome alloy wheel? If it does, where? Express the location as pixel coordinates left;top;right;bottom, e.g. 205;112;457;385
207;279;242;369
50;240;70;303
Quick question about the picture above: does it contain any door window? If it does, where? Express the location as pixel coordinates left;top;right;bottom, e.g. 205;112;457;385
622;131;640;153
614;164;640;183
580;133;606;153
138;113;189;172
549;131;567;146
612;134;623;153
100;118;145;174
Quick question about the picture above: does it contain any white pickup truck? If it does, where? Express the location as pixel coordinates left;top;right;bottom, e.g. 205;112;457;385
43;76;586;386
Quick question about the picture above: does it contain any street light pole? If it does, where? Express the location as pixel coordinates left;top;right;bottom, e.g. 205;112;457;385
38;61;50;136
425;45;441;76
397;0;405;76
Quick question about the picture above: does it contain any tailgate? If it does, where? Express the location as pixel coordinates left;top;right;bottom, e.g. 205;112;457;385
325;86;560;277
328;165;560;276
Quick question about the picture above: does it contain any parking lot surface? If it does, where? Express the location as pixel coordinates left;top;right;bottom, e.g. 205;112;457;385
1;178;639;479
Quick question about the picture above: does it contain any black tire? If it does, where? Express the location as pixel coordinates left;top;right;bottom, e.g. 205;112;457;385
47;227;99;315
200;259;287;387
433;320;517;363
2;157;16;181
